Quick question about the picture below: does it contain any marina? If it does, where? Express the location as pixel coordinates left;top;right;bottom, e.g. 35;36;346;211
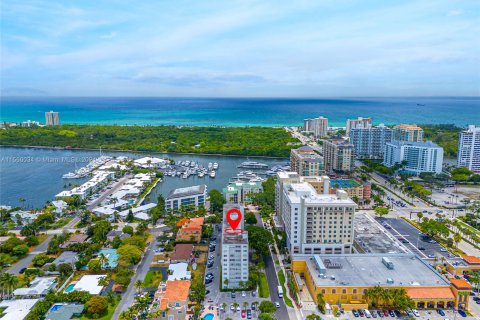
0;147;287;208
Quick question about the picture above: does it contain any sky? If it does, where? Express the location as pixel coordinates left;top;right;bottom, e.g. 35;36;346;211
1;0;479;97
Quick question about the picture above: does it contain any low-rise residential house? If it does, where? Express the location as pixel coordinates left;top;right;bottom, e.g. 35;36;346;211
175;217;204;243
0;299;39;320
11;210;38;225
60;233;89;249
119;203;157;221
106;230;131;242
13;277;56;297
45;303;84;320
154;280;191;320
51;200;68;214
52;251;79;267
167;263;191;281
170;244;194;264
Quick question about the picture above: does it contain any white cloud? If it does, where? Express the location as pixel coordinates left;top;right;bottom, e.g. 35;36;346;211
448;9;464;16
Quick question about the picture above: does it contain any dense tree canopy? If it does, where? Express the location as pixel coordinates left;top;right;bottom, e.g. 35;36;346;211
0;125;298;157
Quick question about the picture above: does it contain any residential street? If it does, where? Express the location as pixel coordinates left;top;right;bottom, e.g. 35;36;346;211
7;234;53;275
112;227;160;319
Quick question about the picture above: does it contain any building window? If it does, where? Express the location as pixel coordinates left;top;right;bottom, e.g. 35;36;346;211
353;289;357;294
331;289;336;294
342;289;347;294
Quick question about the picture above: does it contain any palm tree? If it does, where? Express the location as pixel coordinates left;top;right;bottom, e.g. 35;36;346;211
98;276;110;287
98;253;108;269
224;278;229;289
243;301;249;310
316;293;326;313
221;302;227;311
135;280;144;293
453;232;462;248
1;273;18;299
233;302;239;312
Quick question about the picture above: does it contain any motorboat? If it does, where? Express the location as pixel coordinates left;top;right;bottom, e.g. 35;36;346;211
237;161;269;169
209;171;216;178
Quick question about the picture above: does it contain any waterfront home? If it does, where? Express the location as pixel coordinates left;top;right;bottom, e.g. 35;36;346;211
45;303;84;320
175;217;204;243
56;171;114;200
153;280;191;320
13;277;56;297
51;200;68;214
10;210;38;225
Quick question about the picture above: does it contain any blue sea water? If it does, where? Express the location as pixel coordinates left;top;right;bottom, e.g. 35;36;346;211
1;97;478;127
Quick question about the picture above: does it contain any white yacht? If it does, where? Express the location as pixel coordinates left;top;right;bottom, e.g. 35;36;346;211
198;172;205;178
213;162;219;170
208;162;213;170
237;161;269;169
209;171;216;178
62;172;79;179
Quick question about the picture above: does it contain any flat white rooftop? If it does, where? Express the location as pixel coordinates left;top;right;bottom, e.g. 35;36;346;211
168;262;192;281
72;275;106;295
0;299;38;320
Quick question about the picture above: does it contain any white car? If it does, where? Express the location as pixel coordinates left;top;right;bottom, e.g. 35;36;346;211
236;306;241;311
242;291;246;297
412;309;420;317
275;301;280;308
230;304;235;311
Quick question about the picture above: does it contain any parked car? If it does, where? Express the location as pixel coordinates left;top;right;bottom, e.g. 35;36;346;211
438;309;446;316
246;309;252;319
352;309;360;317
241;310;246;318
275;301;280;308
376;310;383;317
251;302;256;310
388;310;396;317
231;292;236;298
359;309;365;317
458;310;467;317
412;309;420;317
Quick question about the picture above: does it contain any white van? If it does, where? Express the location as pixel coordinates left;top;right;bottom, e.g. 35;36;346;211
277;286;283;298
364;309;372;318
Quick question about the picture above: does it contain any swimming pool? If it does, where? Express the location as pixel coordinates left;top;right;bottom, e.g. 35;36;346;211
203;313;214;320
128;199;135;205
50;304;63;312
65;284;76;293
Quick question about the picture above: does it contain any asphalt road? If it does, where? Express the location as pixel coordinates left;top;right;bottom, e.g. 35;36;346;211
253;210;289;320
7;234;53;275
376;217;453;260
112;228;159;320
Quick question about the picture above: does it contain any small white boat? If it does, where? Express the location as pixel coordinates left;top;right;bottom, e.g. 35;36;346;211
185;161;190;166
208;162;213;169
198;172;205;178
62;172;79;179
209;171;216;178
213;162;219;170
190;161;196;167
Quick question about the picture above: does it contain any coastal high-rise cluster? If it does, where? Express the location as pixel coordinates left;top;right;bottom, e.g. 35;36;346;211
457;125;480;173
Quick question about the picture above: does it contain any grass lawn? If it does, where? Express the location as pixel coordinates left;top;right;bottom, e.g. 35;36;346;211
143;270;162;288
79;297;120;320
456;220;480;236
258;273;270;298
277;270;293;308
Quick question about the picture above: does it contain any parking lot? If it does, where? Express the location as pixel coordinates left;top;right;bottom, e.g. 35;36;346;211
333;308;471;320
375;217;453;260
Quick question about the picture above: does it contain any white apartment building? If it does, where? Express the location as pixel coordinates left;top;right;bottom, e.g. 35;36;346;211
165;185;207;212
290;146;324;176
323;137;354;173
221;204;249;289
56;171;114;199
222;181;263;204
457;125;480;173
45;111;60;126
304;116;328;138
279;182;356;255
346;117;372;136
384;140;444;175
349;124;392;159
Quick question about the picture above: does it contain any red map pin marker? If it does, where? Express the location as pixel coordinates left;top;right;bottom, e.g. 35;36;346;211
226;208;242;230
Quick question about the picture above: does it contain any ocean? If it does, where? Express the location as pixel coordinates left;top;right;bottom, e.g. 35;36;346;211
1;97;479;127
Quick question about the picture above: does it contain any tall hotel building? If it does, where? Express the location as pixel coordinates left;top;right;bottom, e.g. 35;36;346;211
457;125;480;173
304;116;329;138
290;146;324;176
45;110;60;126
221;204;249;289
392;124;424;142
323;137;354;173
346;117;372;136
349;124;392;159
277;175;356;255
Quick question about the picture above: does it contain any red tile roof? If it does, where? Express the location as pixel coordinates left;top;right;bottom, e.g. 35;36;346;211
406;287;455;300
450;278;472;289
462;255;480;265
159;280;191;310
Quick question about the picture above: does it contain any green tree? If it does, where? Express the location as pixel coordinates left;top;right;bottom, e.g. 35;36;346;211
374;207;389;217
306;314;322;320
126;209;134;222
259;301;277;314
245;226;274;256
32;253;52;267
245;211;258;225
453;233;462;248
12;244;29;256
58;263;74;276
208;189;226;213
85;296;108;317
88;259;102;272
317;293;326;313
122;225;134;236
117;244;143;266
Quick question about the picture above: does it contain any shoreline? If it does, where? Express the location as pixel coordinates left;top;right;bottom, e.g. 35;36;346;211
0;145;289;160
